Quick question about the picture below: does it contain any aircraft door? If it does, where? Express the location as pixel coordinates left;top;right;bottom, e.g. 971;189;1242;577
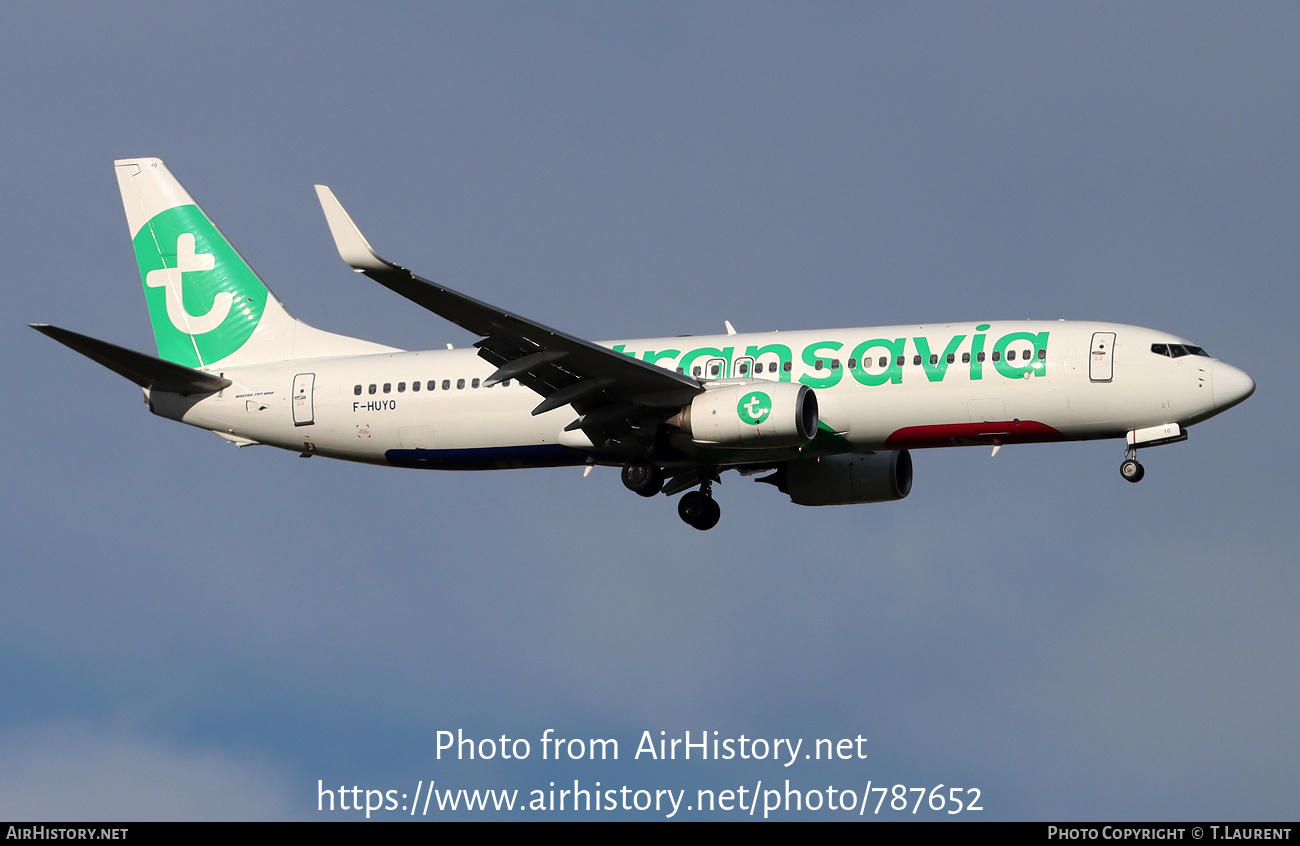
292;372;316;426
1089;333;1115;383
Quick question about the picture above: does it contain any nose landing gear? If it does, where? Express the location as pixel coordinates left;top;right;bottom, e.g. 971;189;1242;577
1120;449;1145;483
678;480;721;530
1119;424;1188;483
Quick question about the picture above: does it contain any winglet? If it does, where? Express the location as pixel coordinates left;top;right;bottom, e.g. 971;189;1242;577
314;185;398;274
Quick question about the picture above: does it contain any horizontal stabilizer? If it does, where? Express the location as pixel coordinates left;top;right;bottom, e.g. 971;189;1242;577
30;324;231;395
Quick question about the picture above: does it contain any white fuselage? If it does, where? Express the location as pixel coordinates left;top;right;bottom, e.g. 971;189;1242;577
153;320;1245;470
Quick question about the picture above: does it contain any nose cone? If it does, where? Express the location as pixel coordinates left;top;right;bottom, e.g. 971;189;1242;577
1213;361;1256;410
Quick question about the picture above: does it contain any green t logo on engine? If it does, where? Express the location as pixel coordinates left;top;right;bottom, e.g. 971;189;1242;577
737;390;772;425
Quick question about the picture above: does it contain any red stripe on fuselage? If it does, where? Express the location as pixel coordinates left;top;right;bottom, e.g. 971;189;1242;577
884;420;1066;449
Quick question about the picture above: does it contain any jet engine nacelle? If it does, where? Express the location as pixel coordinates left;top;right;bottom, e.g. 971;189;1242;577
670;382;818;447
771;450;913;506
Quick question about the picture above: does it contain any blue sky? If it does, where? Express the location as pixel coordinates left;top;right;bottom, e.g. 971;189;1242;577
2;3;1296;819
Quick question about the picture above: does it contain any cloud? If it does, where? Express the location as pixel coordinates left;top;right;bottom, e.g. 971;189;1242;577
0;724;293;821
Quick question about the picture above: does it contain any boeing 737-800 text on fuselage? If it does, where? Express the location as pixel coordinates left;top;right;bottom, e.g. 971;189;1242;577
33;159;1255;529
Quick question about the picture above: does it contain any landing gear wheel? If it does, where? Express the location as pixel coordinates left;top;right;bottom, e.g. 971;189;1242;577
621;463;664;497
678;491;721;530
678;491;707;524
697;498;721;530
1120;458;1145;483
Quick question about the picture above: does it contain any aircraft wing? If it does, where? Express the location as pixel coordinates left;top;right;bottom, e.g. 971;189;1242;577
315;186;703;444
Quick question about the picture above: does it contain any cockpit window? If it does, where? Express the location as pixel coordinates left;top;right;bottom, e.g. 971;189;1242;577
1152;342;1210;358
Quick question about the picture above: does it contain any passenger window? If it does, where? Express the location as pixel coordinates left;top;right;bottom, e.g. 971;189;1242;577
814;360;823;371
472;378;480;388
831;359;840;370
426;380;435;391
1007;350;1016;361
977;352;985;363
502;380;511;387
354;384;362;395
397;382;406;392
368;383;377;394
896;356;905;367
962;353;970;364
442;379;451;390
946;353;955;364
412;381;420;392
1038;349;1046;361
878;356;888;368
738;362;749;375
383;383;391;393
693;366;701;376
929;354;938;365
783;361;792;373
847;359;857;370
769;362;778;373
992;351;1001;362
913;355;921;366
456;378;465;389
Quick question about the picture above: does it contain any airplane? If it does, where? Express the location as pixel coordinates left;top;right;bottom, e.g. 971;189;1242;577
32;158;1256;530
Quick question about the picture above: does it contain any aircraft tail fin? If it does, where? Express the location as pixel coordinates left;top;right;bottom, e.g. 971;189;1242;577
115;158;394;368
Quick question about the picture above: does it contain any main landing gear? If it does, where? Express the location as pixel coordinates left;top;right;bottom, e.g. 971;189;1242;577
622;462;721;530
621;462;664;497
678;481;721;531
1120;448;1145;483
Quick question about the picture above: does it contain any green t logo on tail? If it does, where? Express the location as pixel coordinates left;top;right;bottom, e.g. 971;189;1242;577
134;205;268;367
738;390;772;425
